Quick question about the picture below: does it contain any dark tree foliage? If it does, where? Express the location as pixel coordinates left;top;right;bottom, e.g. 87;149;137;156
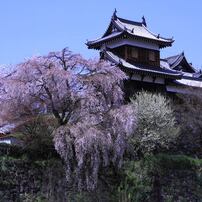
174;90;202;156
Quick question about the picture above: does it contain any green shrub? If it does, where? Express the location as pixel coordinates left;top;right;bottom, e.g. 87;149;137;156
18;116;58;159
117;154;202;202
117;160;152;202
20;193;48;202
130;91;179;156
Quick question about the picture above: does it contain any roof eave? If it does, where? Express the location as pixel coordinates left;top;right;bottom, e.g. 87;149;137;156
105;51;182;79
120;65;182;79
87;31;173;50
169;53;196;73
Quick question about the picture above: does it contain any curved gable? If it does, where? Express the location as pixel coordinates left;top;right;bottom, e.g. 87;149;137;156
165;52;196;73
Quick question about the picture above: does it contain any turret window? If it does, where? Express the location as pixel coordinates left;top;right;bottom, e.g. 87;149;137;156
149;51;155;61
131;48;138;59
128;47;138;59
125;46;160;66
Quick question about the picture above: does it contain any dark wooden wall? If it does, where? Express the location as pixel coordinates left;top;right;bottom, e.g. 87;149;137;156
112;45;160;67
124;79;166;100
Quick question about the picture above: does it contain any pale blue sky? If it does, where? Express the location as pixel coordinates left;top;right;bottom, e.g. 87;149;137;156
0;0;202;68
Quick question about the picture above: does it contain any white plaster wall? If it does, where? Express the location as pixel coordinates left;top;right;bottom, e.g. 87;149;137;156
131;74;141;81
143;76;153;83
0;139;11;144
131;74;165;84
155;77;165;84
166;85;188;94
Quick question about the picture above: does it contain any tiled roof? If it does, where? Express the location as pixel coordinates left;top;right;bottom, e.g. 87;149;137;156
87;12;174;49
115;17;173;43
87;31;123;47
175;79;202;88
164;52;196;73
0;123;15;134
105;51;182;79
160;59;172;70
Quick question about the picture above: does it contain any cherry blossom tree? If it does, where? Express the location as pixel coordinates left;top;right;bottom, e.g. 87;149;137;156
0;48;85;125
0;48;136;190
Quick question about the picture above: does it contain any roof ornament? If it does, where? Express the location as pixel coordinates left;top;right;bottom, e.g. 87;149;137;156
142;16;147;27
85;39;89;45
182;51;184;56
102;44;107;51
112;8;117;20
157;34;160;38
119;58;123;65
131;28;134;33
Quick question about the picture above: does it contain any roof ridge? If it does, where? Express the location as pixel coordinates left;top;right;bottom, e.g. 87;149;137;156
102;21;113;38
171;54;184;67
180;53;196;72
102;9;120;38
165;52;196;73
164;53;182;60
87;11;174;49
115;16;173;44
86;31;123;45
142;24;174;41
117;16;143;26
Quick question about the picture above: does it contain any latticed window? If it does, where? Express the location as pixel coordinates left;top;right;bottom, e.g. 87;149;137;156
128;47;138;59
149;51;155;61
131;48;138;58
